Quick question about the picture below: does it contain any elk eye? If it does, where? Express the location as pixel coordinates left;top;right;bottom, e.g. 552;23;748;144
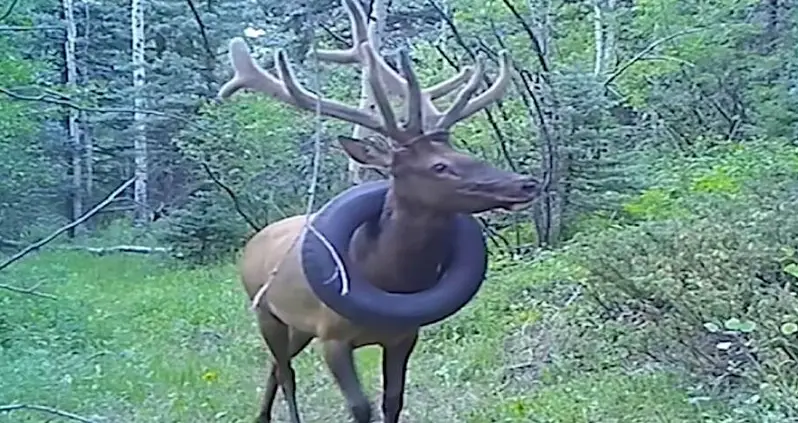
431;163;448;173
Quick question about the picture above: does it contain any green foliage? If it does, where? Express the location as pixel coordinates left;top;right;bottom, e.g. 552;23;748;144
158;189;252;265
620;139;798;223
622;187;687;220
0;41;64;239
548;71;648;238
467;371;721;423
3;0;798;420
570;180;798;417
165;95;352;264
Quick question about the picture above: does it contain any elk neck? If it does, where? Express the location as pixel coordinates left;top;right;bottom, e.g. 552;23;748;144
348;186;456;294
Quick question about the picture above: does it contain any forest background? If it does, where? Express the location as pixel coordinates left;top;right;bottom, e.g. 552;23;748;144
1;0;797;421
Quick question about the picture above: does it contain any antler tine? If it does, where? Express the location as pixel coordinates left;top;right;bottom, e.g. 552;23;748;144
360;43;407;141
273;49;391;135
435;50;513;130
312;0;369;64
398;48;423;135
310;0;474;113
435;57;484;130
218;37;290;101
218;38;393;137
424;66;474;100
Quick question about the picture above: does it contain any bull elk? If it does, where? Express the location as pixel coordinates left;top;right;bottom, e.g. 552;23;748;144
216;0;541;421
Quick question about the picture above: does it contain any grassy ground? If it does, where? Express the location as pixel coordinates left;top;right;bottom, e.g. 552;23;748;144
1;250;730;422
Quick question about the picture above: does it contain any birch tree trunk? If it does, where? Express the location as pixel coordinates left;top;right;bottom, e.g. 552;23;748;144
592;0;604;77
593;0;616;78
348;0;387;184
131;0;148;224
604;0;616;73
63;0;83;233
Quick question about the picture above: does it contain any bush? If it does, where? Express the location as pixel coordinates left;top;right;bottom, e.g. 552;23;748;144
158;189;254;265
568;181;798;417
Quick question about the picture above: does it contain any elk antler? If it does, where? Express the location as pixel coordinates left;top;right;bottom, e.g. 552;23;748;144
219;37;427;144
217;0;513;144
311;0;513;132
218;39;384;135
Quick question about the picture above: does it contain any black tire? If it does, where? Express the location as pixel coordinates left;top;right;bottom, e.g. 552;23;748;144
300;180;488;329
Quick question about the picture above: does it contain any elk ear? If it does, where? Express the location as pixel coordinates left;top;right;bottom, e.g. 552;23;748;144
337;135;393;168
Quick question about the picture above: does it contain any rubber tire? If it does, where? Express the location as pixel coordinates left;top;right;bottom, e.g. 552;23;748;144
300;180;488;330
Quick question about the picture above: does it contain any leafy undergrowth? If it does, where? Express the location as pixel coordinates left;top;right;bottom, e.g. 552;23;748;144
1;249;729;423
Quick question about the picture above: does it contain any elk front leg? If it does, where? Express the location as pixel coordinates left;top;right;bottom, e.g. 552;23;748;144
381;333;418;423
322;340;372;423
257;311;304;423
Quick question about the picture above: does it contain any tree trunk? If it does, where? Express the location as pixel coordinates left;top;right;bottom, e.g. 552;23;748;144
593;0;604;77
604;0;616;71
348;0;388;184
131;0;148;224
82;1;94;228
593;0;616;77
63;0;83;234
527;0;552;62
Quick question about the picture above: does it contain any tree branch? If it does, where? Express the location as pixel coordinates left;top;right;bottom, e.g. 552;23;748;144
0;177;136;272
0;282;57;299
604;28;705;86
0;87;201;128
184;0;215;61
200;161;260;231
61;245;172;255
0;404;99;423
0;25;64;32
497;0;549;73
0;0;20;22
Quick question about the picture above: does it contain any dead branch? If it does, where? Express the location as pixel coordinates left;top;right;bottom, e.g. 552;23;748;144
0;238;24;249
0;87;200;128
0;282;57;299
496;0;549;73
0;404;100;423
0;25;63;32
184;0;215;62
0;177;136;272
200;161;260;231
603;28;705;86
61;245;172;256
0;0;20;22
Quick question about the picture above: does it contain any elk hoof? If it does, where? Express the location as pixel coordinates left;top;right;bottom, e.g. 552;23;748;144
350;401;372;423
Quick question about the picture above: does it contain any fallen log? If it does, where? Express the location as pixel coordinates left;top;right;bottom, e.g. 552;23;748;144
60;245;172;256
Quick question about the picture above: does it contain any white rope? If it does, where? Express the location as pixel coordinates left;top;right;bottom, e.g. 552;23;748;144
249;14;351;311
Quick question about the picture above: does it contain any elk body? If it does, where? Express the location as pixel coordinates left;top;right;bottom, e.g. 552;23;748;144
217;1;541;422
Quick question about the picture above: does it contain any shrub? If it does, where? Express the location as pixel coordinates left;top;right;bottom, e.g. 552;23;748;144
158;189;253;265
568;182;798;416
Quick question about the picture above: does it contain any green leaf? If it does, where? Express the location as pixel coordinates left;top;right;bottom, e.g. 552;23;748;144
724;318;756;333
724;317;742;331
737;320;756;333
781;322;798;336
784;263;798;278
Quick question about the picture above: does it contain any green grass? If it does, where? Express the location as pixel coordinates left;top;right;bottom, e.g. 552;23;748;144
1;250;730;422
